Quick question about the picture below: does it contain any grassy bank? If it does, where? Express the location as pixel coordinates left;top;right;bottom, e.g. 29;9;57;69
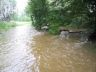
0;21;17;30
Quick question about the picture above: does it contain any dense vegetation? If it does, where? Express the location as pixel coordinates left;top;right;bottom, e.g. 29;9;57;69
27;0;96;39
0;0;16;21
12;13;31;21
26;0;49;30
0;0;17;30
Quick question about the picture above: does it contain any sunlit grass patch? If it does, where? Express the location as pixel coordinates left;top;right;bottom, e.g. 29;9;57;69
0;21;17;30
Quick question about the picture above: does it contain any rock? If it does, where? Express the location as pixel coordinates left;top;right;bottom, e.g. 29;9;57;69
41;26;48;31
59;30;69;39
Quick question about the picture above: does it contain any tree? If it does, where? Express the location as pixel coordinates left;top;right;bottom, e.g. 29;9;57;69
27;0;49;30
27;0;96;36
0;0;16;21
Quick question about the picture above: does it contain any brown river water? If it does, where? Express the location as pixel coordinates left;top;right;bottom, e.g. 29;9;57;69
0;22;96;72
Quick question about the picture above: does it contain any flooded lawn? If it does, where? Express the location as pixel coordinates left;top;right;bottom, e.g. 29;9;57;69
0;22;96;72
32;34;96;72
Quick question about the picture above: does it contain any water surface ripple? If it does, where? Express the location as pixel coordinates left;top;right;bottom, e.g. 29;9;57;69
0;23;96;72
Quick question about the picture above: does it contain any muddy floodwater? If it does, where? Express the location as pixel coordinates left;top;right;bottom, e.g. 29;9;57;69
0;22;96;72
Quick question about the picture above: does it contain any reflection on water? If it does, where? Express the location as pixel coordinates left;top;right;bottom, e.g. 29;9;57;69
0;23;96;72
0;24;40;72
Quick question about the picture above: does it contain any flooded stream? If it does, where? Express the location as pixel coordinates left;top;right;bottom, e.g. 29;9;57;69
0;22;96;72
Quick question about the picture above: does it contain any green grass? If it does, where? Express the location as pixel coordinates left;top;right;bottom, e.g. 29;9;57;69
0;21;17;30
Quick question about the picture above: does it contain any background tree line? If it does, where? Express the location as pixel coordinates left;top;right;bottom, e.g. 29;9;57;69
26;0;96;39
0;0;16;21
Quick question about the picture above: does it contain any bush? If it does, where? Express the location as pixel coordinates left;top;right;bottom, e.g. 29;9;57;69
48;23;60;35
0;21;16;30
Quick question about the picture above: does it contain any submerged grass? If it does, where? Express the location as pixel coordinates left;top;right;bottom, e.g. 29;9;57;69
0;21;17;30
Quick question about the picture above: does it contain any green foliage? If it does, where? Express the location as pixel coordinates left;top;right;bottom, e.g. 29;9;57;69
49;0;96;32
0;21;16;30
0;0;16;21
11;12;31;22
48;23;60;35
16;16;31;22
26;0;49;30
27;0;96;34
